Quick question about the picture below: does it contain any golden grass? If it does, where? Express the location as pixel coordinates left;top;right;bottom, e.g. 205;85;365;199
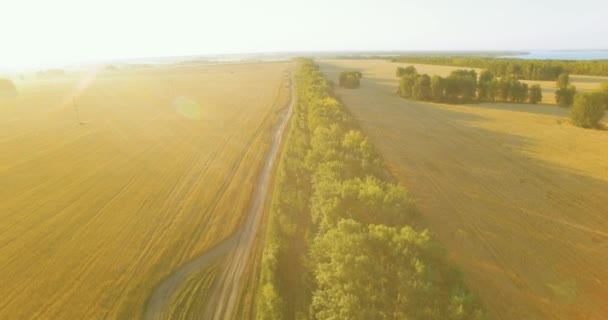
319;59;608;320
0;62;290;319
332;59;608;105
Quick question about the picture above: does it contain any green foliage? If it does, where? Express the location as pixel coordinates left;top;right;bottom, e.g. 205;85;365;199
444;70;477;103
398;67;538;105
396;65;418;77
477;70;494;100
571;92;606;128
528;84;543;104
431;75;445;102
399;69;478;103
310;220;486;320
391;56;608;80
509;80;529;103
556;72;570;89
311;175;416;231
413;74;433;101
398;74;418;98
338;71;362;89
0;78;17;98
598;82;608;109
256;59;485;320
556;85;577;107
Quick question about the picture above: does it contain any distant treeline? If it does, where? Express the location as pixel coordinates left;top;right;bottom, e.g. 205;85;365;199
256;59;486;319
391;56;608;80
397;66;542;104
331;51;525;60
36;69;66;78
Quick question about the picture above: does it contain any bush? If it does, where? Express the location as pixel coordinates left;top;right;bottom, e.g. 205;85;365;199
528;84;542;104
571;92;605;128
0;78;17;98
338;71;362;89
556;85;576;107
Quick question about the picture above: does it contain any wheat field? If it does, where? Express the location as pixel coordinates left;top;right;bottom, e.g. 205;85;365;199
0;62;290;319
320;59;608;320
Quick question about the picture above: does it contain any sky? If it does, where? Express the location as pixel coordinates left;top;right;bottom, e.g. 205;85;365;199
1;0;607;70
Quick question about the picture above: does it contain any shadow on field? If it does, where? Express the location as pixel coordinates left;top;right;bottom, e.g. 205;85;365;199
319;60;608;320
461;102;568;117
570;75;608;84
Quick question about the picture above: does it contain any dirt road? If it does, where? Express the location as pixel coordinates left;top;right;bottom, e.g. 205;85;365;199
319;60;608;320
143;75;294;320
203;77;294;320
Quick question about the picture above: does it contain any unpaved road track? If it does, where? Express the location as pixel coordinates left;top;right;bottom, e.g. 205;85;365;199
144;75;294;320
204;77;295;320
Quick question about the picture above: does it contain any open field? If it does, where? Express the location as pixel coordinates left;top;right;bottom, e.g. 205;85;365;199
0;62;290;319
332;59;608;104
320;59;608;319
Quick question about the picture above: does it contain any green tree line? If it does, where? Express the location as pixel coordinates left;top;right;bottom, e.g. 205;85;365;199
256;59;486;319
391;56;608;80
398;66;542;104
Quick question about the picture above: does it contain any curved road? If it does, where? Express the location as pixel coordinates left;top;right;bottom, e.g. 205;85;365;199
144;74;295;320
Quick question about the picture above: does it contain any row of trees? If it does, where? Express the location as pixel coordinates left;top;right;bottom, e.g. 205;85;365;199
391;56;608;80
256;59;486;319
398;66;542;104
338;71;362;88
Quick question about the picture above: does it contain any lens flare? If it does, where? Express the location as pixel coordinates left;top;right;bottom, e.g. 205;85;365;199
57;66;99;111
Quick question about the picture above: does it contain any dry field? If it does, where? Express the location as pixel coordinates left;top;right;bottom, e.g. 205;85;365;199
340;59;607;104
0;62;290;319
320;59;608;320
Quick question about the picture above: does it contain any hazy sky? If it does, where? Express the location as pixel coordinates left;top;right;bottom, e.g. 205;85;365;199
1;0;607;69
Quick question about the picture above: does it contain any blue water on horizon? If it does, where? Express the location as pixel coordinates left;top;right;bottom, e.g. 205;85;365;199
504;50;608;60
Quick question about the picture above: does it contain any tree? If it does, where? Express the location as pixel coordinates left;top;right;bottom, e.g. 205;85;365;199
478;70;494;100
396;66;417;77
509;80;528;103
497;78;511;101
444;70;477;103
528;84;543;104
431;75;445;102
310;220;486;320
0;78;17;98
487;78;499;101
556;85;577;107
556;72;570;89
571;92;605;128
398;74;418;98
338;71;362;89
413;74;432;101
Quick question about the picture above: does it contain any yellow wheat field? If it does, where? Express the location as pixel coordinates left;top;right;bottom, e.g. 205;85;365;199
0;62;290;319
320;59;608;320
